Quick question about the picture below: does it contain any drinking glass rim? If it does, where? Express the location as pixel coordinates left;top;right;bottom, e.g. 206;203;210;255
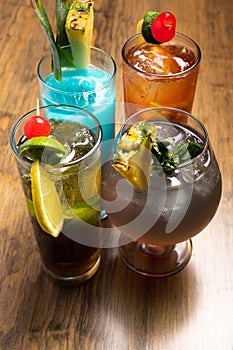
37;46;117;95
118;106;209;169
10;104;103;168
121;32;201;79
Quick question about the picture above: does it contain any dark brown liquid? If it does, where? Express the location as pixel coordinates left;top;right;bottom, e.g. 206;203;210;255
32;217;100;278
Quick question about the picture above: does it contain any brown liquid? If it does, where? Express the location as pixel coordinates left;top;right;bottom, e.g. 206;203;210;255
126;42;196;75
32;218;100;279
122;36;200;116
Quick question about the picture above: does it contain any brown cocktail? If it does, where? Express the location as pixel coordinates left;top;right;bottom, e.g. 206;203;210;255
122;33;201;117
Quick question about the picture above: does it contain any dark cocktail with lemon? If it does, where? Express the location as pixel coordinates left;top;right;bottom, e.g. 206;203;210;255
122;12;201;116
10;105;102;285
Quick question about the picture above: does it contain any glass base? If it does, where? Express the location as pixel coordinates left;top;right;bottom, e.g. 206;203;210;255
119;239;192;277
42;255;101;286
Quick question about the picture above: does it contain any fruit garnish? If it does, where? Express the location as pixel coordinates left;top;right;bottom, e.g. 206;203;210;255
113;121;156;191
68;205;100;226
140;11;161;43
31;0;94;80
31;159;64;237
139;11;176;44
136;18;143;35
24;115;51;139
18;136;68;164
151;12;176;43
65;0;94;69
113;120;204;184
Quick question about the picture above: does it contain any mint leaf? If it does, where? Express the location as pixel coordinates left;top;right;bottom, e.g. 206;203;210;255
152;140;176;175
152;140;204;175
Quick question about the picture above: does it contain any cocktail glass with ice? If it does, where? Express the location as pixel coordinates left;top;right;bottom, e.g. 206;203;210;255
122;33;201;117
38;45;116;162
102;107;222;277
10;105;102;286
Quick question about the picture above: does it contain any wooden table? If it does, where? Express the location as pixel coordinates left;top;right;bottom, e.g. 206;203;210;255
1;0;233;349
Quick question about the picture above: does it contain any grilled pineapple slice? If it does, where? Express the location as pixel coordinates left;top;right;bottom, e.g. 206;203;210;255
65;0;94;69
113;121;156;191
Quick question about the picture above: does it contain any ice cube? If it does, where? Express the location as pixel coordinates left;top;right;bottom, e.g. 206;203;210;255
77;77;96;92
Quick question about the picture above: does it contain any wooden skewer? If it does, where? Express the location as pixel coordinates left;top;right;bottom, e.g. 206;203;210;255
36;98;40;116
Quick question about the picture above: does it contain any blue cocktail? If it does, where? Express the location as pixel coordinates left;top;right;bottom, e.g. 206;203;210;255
37;46;116;162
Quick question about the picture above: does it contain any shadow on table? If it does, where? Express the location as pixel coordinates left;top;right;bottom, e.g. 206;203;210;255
1;235;199;350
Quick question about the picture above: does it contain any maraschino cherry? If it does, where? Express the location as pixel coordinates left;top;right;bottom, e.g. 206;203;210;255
24;99;51;139
151;12;176;43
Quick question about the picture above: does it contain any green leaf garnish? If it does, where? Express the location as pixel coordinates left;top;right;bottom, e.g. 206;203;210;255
56;0;70;48
187;141;205;158
152;139;204;175
31;0;61;81
152;140;176;175
31;0;70;81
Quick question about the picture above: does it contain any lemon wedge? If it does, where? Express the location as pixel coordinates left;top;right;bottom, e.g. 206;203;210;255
31;160;64;237
136;18;143;33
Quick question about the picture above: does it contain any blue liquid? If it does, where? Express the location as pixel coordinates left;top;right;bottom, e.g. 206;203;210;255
40;66;116;162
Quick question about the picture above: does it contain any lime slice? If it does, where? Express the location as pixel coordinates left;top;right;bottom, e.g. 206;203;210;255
73;206;99;226
31;160;64;237
25;197;36;218
142;11;160;43
18;136;68;164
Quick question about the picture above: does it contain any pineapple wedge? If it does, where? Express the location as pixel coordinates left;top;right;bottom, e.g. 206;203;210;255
65;0;94;69
113;121;156;191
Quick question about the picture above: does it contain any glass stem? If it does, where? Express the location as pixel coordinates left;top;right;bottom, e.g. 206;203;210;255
137;242;175;257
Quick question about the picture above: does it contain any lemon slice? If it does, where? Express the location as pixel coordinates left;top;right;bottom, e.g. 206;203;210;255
31;160;64;237
136;18;143;33
18;136;68;164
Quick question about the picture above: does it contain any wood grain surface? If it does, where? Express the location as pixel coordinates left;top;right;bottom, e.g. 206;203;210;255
1;0;233;349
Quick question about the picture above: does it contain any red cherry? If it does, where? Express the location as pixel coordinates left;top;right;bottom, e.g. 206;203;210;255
151;12;176;43
24;115;51;139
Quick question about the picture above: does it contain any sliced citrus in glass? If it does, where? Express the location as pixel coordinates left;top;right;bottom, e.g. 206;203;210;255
71;206;99;226
31;159;64;237
18;136;68;164
113;121;156;191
